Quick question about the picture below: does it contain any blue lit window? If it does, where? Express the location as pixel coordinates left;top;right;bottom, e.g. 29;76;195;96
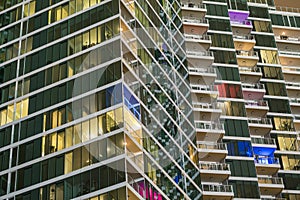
227;141;253;157
123;86;141;121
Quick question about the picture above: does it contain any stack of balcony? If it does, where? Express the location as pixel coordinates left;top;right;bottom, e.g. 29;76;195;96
181;1;232;199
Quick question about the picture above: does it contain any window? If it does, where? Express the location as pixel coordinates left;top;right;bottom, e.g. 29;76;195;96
218;84;242;98
227;141;253;157
229;180;260;198
227;160;256;177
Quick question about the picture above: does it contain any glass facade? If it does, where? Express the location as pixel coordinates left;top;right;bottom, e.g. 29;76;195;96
1;0;300;199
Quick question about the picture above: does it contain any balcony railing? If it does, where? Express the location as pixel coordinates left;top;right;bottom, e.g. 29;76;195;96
181;2;205;9
192;102;220;109
247;0;268;4
202;184;233;193
236;50;258;57
198;142;227;150
275;35;300;41
190;84;217;92
279;50;300;56
290;98;300;103
275;6;300;14
251;137;276;145
195;121;224;131
239;66;262;73
233;34;255;40
182;16;208;24
286;82;300;88
254;157;280;165
242;83;265;90
248;118;272;125
258;177;283;185
230;19;252;26
184;33;211;41
186;50;213;57
199;162;230;171
262;198;286;200
245;100;268;107
189;67;216;74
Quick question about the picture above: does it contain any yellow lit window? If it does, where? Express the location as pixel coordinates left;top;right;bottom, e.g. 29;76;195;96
57;131;65;151
7;104;14;123
0;109;7;126
64;152;73;174
65;127;73;148
61;4;69;19
52;110;58;128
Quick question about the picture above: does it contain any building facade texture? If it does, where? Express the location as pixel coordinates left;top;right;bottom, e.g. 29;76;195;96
0;0;300;200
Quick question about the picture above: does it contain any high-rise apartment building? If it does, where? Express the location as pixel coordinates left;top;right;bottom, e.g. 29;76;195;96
0;0;300;200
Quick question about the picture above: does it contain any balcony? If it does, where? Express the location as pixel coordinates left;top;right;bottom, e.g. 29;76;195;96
190;84;219;103
229;10;252;33
258;177;284;196
245;100;269;118
197;142;228;162
195;121;225;142
233;35;256;51
281;66;300;83
236;50;259;67
239;66;262;83
290;98;300;115
199;162;231;182
242;83;266;100
248;118;273;136
254;157;281;175
202;184;234;200
186;50;214;67
251;137;276;146
184;34;211;50
192;102;222;121
181;2;206;18
279;51;300;67
252;137;277;158
188;68;217;85
294;116;300;132
286;82;300;99
183;16;208;27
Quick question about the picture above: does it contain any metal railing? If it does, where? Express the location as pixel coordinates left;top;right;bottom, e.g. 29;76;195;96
181;2;205;9
242;83;265;90
290;98;300;103
248;118;272;125
254;157;280;165
279;50;300;56
245;100;268;107
189;67;216;74
251;137;276;145
198;142;227;150
239;66;261;73
230;19;252;26
190;84;217;92
233;34;255;40
202;184;233;193
199;162;230;171
275;35;300;41
276;6;300;14
247;0;268;4
186;50;213;57
286;82;300;87
195;121;224;131
182;16;208;24
192;102;220;109
236;50;258;57
184;33;211;41
258;177;283;185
